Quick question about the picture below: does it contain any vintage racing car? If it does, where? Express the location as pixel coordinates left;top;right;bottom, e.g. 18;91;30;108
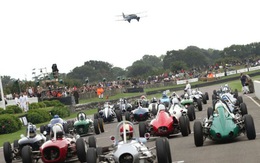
139;104;191;137
94;102;123;123
3;123;46;163
73;112;104;136
87;121;172;163
194;100;256;147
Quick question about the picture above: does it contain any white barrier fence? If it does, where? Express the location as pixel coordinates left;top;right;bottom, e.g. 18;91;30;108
253;81;260;100
0;97;38;108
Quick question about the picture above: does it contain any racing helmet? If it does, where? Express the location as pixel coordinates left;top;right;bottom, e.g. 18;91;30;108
27;124;37;138
172;92;176;97
53;115;59;119
78;113;86;120
184;93;189;99
151;97;157;103
172;97;179;105
51;123;64;138
192;90;196;95
119;124;133;140
222;87;228;93
158;104;166;111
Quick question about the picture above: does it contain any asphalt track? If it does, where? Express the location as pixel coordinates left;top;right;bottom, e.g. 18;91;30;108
1;84;260;163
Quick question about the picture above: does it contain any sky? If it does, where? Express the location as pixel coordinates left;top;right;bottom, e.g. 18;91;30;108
1;0;260;81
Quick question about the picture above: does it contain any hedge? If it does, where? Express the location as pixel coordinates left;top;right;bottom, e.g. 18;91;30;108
0;114;22;134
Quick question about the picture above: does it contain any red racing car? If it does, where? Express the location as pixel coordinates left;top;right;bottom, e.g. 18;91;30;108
139;104;190;137
34;123;91;163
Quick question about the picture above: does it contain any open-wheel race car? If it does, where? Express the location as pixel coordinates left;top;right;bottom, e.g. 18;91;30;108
40;115;69;136
114;98;133;113
124;102;154;123
181;92;203;111
193;99;256;147
38;123;91;163
86;120;172;163
3;123;46;163
139;104;191;137
190;88;209;104
72;112;104;136
94;102;123;123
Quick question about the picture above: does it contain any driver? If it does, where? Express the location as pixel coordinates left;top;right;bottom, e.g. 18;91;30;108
119;124;134;141
27;124;37;138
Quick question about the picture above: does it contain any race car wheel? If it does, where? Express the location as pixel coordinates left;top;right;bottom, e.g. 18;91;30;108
194;121;204;147
162;137;172;163
205;92;209;100
22;145;33;163
197;99;203;111
76;138;87;162
207;107;213;119
179;116;189;136
202;95;207;104
115;110;122;122
94;113;99;119
86;148;97;163
240;103;248;116
139;122;147;137
213;90;217;95
156;138;170;163
3;142;12;163
13;140;19;149
40;125;45;134
187;105;195;121
125;111;131;121
234;89;238;98
151;104;157;116
98;118;105;133
212;94;217;100
236;96;243;106
243;114;256;140
63;123;69;134
94;119;100;135
88;136;96;148
96;147;104;161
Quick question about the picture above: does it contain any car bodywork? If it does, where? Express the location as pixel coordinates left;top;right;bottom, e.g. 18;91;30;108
194;100;256;147
3;123;46;163
88;121;172;163
94;102;122;123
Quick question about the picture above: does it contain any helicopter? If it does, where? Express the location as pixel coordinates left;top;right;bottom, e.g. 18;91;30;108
116;12;146;23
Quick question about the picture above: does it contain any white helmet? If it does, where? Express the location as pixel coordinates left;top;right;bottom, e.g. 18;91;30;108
51;123;64;139
158;104;166;111
184;93;189;99
172;97;179;105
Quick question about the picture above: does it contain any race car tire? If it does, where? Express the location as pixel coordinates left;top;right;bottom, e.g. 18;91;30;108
234;89;238;98
213;90;217;95
94;119;100;135
207;107;213;119
125;112;131;121
76;138;87;162
236;96;243;106
187;105;195;121
86;148;97;163
40;125;45;134
194;121;204;147
94;113;99;119
22;145;33;163
13;140;19;149
115;110;122;122
212;94;217;100
97;147;104;161
202;95;207;104
179;116;189;136
139;122;147;137
243;114;256;140
240;103;248;116
156;138;170;163
3;142;12;163
205;92;209;100
88;136;96;148
162;137;172;163
98;118;105;133
197;99;203;111
63;123;69;134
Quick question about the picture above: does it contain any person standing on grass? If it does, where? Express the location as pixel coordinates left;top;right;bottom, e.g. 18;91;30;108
240;73;249;94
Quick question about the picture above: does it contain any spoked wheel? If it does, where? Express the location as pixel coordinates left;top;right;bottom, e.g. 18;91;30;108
22;145;33;163
86;148;97;163
243;114;256;140
3;142;13;163
94;119;100;135
98;118;105;133
179;116;189;136
139;122;147;137
76;138;87;162
88;136;96;148
194;121;204;147
156;138;171;163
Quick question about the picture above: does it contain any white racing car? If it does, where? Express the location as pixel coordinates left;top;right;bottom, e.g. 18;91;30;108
86;121;172;163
